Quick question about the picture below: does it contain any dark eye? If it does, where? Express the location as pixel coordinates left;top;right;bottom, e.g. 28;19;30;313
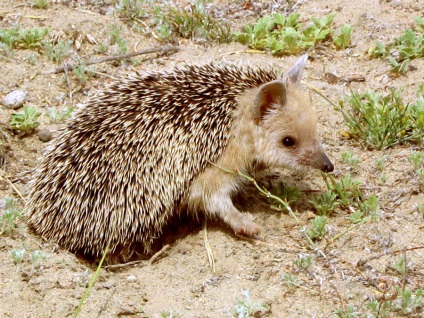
282;136;296;147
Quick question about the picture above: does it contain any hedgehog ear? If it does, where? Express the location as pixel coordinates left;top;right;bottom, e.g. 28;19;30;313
254;80;286;124
283;54;308;85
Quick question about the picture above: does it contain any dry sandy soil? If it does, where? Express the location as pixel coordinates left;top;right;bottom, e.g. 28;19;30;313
0;0;423;317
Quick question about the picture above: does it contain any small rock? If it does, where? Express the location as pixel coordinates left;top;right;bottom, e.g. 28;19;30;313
2;90;27;109
38;129;53;142
126;275;137;282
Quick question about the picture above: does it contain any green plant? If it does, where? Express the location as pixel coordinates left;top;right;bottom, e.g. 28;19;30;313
235;12;351;56
10;105;42;136
293;254;313;269
30;250;47;267
341;151;361;169
47;106;74;124
0;197;22;235
281;273;301;290
306;216;327;240
396;287;423;315
18;28;48;50
369;17;424;73
390;255;409;276
165;1;232;43
309;190;339;216
10;248;26;265
160;310;181;318
234;290;268;318
45;40;73;64
333;24;352;49
338;88;424;150
108;24;128;54
408;152;424;170
270;182;303;208
366;300;393;318
33;0;48;9
0;26;20;51
334;305;359;318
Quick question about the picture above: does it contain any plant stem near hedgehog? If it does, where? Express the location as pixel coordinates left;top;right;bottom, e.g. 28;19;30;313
25;55;334;262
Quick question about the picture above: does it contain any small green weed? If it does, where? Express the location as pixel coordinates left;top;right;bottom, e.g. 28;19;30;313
46;106;74;124
369;17;424;73
309;190;339;216
366;299;393;318
341;151;361;170
165;1;232;43
0;26;20;51
306;215;327;240
30;250;47;267
10;105;42;136
160;310;181;318
337;87;424;150
10;248;26;265
293;254;314;270
73;64;96;85
408;152;424;170
270;182;304;209
235;12;351;55
390;255;409;276
396;287;423;315
18;28;49;50
0;197;22;235
282;273;301;290
32;0;48;9
234;290;268;318
108;24;128;54
333;305;359;318
333;24;352;49
45;40;73;64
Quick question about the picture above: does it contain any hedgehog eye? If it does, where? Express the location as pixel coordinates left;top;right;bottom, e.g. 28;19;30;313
282;136;296;147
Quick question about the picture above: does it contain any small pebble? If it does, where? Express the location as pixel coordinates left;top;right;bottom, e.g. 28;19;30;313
2;90;27;109
127;275;137;282
38;129;53;142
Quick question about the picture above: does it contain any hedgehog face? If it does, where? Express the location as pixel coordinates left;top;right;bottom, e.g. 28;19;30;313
252;55;334;173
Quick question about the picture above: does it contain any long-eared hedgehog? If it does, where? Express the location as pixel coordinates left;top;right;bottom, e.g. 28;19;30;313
25;55;334;261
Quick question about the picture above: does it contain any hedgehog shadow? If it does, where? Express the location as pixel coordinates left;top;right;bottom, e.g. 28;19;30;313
76;171;314;266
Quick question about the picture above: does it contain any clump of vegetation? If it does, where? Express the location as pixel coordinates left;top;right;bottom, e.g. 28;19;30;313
0;197;22;235
369;16;424;74
234;12;352;55
117;0;231;43
306;215;327;240
46;106;74;124
0;26;49;51
44;40;73;64
270;182;304;209
408;152;424;189
337;87;424;150
10;105;42;137
234;289;269;318
32;0;48;9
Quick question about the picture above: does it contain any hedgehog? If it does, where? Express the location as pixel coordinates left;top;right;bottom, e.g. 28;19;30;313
25;54;334;262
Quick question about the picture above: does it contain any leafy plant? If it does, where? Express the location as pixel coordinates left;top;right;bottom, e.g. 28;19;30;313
0;197;22;235
333;24;352;49
337;88;424;150
32;0;48;9
309;190;339;216
234;290;268;318
10;248;26;265
46;106;74;124
334;305;359;318
282;273;301;291
306;216;327;240
293;254;314;270
235;12;351;56
369;17;424;73
165;1;232;43
408;152;424;170
10;105;42;136
45;40;73;64
0;26;20;51
270;182;303;208
18;28;49;50
395;287;423;315
341;151;361;169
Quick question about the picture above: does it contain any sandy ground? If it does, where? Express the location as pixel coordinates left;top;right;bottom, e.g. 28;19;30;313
0;0;423;317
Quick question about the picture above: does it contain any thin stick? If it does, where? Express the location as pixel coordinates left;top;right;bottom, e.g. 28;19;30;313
63;63;73;106
0;168;26;202
149;244;170;265
203;220;216;273
357;246;424;268
44;45;179;75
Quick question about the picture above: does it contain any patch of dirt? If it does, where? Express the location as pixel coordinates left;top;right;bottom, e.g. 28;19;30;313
0;0;423;317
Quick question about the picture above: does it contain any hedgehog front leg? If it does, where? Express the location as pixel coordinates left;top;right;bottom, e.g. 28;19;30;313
188;169;261;236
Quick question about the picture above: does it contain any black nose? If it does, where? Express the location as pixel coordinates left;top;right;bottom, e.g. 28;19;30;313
322;162;334;173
